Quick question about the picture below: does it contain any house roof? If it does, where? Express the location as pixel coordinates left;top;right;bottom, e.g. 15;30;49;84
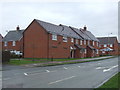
80;29;99;42
69;26;91;40
35;19;81;39
97;37;117;44
87;45;95;50
74;44;85;49
3;30;24;42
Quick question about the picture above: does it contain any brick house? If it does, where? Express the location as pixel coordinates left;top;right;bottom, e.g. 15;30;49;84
2;26;24;55
23;19;99;59
0;34;3;51
118;43;120;55
97;37;119;56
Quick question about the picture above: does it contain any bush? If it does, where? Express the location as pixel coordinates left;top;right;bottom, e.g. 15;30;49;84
2;51;10;63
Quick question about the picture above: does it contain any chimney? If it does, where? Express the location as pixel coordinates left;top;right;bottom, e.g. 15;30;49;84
16;25;20;30
83;25;87;31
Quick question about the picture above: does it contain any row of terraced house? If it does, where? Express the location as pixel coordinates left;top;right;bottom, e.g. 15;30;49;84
1;19;120;59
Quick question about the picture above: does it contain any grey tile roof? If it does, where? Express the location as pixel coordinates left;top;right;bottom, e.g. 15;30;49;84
3;30;24;42
69;26;91;40
97;37;117;44
87;45;95;50
35;19;81;39
74;44;85;49
81;29;99;42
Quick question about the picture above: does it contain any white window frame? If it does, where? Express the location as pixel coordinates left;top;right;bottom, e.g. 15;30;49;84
52;34;57;41
12;41;16;46
96;49;99;54
63;36;67;42
80;40;82;45
84;40;86;45
104;44;107;47
93;41;94;46
71;38;74;43
4;41;7;46
84;49;87;54
76;39;78;44
88;40;90;45
110;44;113;47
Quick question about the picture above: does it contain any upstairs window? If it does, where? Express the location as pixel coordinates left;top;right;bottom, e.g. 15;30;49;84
76;39;78;44
88;40;90;45
93;41;95;46
52;34;57;41
71;38;74;43
84;40;86;45
12;41;16;46
63;36;67;42
4;41;7;46
80;40;82;45
110;44;113;47
104;44;107;47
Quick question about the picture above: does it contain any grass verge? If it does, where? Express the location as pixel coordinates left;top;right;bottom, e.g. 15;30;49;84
7;56;115;66
95;72;120;90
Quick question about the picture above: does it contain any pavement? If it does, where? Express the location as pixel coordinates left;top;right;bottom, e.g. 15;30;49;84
21;56;114;67
2;56;119;88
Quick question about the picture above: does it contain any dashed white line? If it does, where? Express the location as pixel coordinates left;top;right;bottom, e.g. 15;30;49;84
24;73;28;76
96;67;106;70
63;67;68;69
3;78;11;81
46;70;50;72
48;76;76;85
103;65;118;72
78;66;81;67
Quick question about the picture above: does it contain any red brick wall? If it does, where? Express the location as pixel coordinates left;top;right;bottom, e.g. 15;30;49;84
23;20;48;58
2;40;22;52
99;39;118;56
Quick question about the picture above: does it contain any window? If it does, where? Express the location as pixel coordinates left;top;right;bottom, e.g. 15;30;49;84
63;36;67;42
84;40;86;45
4;41;7;46
96;49;99;54
104;44;107;47
93;41;94;46
71;38;74;43
110;44;113;47
80;40;82;45
12;41;16;46
97;42;99;47
76;39;78;44
88;40;90;45
52;34;57;40
84;49;87;54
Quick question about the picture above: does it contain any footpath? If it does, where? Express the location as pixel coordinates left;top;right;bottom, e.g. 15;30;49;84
23;56;115;67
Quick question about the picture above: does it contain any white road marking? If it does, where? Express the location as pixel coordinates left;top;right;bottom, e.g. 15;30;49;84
48;76;76;85
63;67;68;69
103;65;118;72
78;66;81;67
29;70;56;76
96;67;106;70
24;73;28;76
46;70;50;72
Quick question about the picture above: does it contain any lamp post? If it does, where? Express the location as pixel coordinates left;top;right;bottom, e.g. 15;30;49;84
107;33;112;55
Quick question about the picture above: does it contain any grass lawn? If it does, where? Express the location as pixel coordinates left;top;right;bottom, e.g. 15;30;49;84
7;56;115;65
95;72;120;89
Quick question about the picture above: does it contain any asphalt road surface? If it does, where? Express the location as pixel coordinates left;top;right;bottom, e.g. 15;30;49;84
2;57;119;88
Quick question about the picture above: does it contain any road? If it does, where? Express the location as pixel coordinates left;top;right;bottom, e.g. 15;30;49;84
2;57;119;88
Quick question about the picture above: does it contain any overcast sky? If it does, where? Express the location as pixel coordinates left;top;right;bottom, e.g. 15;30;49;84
0;0;119;41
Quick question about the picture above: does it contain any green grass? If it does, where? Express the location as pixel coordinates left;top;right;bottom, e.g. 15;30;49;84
7;56;115;65
95;72;120;90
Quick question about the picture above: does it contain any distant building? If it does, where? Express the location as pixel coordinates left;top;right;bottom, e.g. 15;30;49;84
23;19;99;58
2;26;24;55
97;37;119;56
0;34;3;51
118;43;120;55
